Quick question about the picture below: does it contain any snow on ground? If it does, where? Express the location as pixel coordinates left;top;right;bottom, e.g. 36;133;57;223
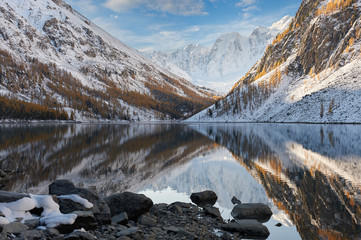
0;194;92;228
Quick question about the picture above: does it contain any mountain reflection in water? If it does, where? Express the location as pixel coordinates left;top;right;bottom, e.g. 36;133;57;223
0;123;360;239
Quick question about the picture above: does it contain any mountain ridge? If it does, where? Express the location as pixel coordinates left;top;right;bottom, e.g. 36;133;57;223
143;16;293;93
0;0;216;121
187;0;361;123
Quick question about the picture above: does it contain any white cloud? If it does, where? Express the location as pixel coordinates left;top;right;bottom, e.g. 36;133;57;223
103;0;208;16
235;0;256;7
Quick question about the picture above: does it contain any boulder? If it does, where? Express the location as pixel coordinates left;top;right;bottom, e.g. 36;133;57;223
221;220;270;238
190;190;217;207
19;230;45;239
58;198;90;214
0;190;29;203
55;211;97;234
231;203;272;222
104;192;153;220
49;180;111;225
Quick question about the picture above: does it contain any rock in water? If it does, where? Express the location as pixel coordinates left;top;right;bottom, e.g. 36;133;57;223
231;203;272;222
104;192;153;220
220;220;270;238
49;179;111;225
190;190;218;207
231;196;241;205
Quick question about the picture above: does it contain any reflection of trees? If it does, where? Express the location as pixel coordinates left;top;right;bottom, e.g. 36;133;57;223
0;124;214;196
195;124;361;240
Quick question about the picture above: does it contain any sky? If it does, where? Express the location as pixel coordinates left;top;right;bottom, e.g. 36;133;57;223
66;0;303;52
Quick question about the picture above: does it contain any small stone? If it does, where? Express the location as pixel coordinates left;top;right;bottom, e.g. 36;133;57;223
2;222;29;234
138;215;156;227
44;228;61;238
115;227;138;237
163;226;181;232
231;196;241;205
19;229;45;239
112;212;128;225
203;206;222;220
24;219;40;229
73;231;97;240
167;204;183;215
275;223;282;227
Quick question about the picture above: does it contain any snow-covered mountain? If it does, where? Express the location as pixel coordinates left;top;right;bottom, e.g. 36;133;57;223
188;0;361;123
143;16;293;93
0;0;216;121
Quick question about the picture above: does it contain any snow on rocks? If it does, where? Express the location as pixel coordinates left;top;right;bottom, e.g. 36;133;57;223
0;180;274;239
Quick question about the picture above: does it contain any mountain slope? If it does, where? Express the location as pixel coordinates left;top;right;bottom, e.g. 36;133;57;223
143;16;293;93
0;0;216;121
187;0;361;123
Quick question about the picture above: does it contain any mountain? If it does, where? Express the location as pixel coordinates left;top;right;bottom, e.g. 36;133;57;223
0;0;216;121
143;16;293;93
187;0;361;123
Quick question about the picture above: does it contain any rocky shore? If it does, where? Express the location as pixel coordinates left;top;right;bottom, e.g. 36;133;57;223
0;180;274;239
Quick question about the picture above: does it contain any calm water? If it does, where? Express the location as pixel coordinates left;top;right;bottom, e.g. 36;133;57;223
1;123;361;239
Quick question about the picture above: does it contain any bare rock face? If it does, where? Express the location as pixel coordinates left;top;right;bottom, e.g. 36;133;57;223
190;190;218;207
49;179;111;225
231;203;273;223
0;190;29;203
104;192;153;221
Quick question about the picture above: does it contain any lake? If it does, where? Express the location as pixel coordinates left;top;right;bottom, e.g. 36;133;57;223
0;123;360;239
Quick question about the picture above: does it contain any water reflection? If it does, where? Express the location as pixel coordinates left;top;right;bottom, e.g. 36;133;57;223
0;123;361;239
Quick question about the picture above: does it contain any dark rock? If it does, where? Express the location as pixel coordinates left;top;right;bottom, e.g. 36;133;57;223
105;192;153;220
203;206;222;220
72;231;97;240
29;207;43;216
275;223;282;227
231;196;241;205
49;179;111;225
2;222;29;234
24;219;40;229
167;204;183;215
115;227;138;237
49;180;77;195
58;198;90;214
0;211;4;217
64;235;80;240
44;228;61;238
0;225;2;233
138;215;156;227
19;229;45;239
171;202;192;209
221;220;270;238
163;226;182;232
0;190;29;203
231;203;272;222
56;211;97;234
111;212;128;225
190;190;217;207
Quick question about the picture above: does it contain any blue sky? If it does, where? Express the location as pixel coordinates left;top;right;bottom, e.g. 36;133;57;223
66;0;302;52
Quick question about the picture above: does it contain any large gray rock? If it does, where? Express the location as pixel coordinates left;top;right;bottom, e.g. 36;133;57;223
0;191;29;203
190;190;217;207
231;203;272;222
2;222;29;234
58;198;90;214
105;192;153;220
221;220;270;238
49;180;111;225
111;212;128;225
